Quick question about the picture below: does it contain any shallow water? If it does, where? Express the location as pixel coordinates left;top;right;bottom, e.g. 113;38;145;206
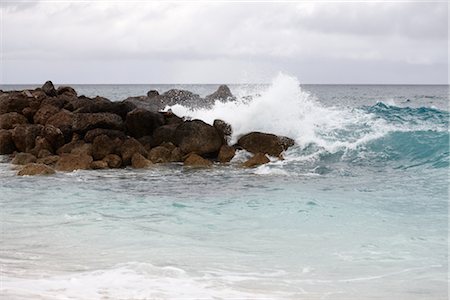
0;76;448;299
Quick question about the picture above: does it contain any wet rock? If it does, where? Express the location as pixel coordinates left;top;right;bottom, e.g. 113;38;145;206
55;153;93;171
37;149;53;158
183;153;212;167
174;120;222;155
42;81;57;97
36;155;60;166
56;140;85;155
161;111;183;125
152;124;178;146
70;143;93;157
42;125;65;150
18;163;55;176
160;89;202;107
0;129;16;154
218;145;235;163
170;147;183;162
0;112;28;129
125;108;164;138
102;154;122;168
123;96;161;112
213;119;232;143
241;153;270;168
12;124;43;152
12;152;37;165
84;128;125;143
91;134;116;160
91;160;109;170
46;109;74;141
33;105;60;125
206;85;235;102
0;92;30;114
148;146;171;163
30;136;53;156
131;153;153;168
119;138;148;166
57;86;77;98
73;112;123;133
237;132;295;157
147;90;159;98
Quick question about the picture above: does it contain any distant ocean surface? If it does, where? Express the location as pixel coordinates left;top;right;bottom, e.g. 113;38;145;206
1;76;448;299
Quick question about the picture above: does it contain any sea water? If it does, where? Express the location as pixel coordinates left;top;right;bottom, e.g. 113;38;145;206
0;75;448;299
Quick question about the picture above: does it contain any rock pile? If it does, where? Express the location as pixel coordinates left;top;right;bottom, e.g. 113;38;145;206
0;81;295;175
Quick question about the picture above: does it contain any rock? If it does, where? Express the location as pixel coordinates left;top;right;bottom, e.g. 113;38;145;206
119;138;148;166
213;119;232;143
218;145;235;163
123;96;161;112
40;97;67;109
160;142;177;152
0;92;30;114
36;155;60;166
46;109;74;141
148;146;172;163
30;136;53;156
147;90;159;98
91;134;116;160
72;96;114;114
125;108;164;138
42;81;57;97
170;147;183;162
11;153;37;165
64;96;94;112
0;129;16;154
205;85;235;102
102;154;122;168
12;124;43;152
91;160;109;170
33;105;60;125
57;86;77;98
73;112;124;133
152;124;178;145
161;111;183;125
0;112;28;129
237;132;295;157
70;143;93;156
84;128;125;143
56;140;85;155
241;153;270;168
37;149;53;158
183;153;213;167
174;120;222;155
42;125;65;150
131;153;153;168
17;163;55;176
55;153;93;171
109;101;137;119
160;89;202;107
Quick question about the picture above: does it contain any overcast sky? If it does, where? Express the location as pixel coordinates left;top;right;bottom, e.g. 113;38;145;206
0;1;448;84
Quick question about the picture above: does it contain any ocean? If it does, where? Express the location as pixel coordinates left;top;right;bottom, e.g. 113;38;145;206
0;75;448;299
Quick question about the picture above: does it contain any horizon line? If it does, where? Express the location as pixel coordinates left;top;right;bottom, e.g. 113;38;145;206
1;83;448;86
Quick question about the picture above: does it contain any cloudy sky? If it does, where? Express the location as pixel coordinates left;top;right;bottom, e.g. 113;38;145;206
0;1;448;84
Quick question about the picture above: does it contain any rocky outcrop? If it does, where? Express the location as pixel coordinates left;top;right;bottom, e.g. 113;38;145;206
0;130;16;154
12;124;43;152
206;85;235;102
72;112;123;133
125;108;164;138
148;146;171;163
152;124;178;145
0;112;28;129
184;153;212;167
213;119;232;143
91;134;116;160
42;81;57;97
17;163;55;176
237;132;295;157
119;138;147;165
12;152;37;165
242;153;270;168
218;145;235;163
33;105;61;125
174;120;222;155
103;154;122;168
55;153;93;171
131;153;153;168
84;128;125;143
91;160;109;170
42;125;65;150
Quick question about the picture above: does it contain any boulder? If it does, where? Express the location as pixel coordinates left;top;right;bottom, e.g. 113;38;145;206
218;145;235;163
242;153;270;168
125;108;164;138
160;89;202;107
57;86;77;98
17;163;55;176
91;160;109;170
170;147;183;162
42;125;65;150
30;136;53;156
119;138;148;165
84;128;125;143
0;112;28;129
237;132;295;157
46;109;74;140
0;92;30;114
174;120;222;155
72;112;124;133
12;124;43;152
91;134;116;160
36;155;60;166
152;124;178;146
0;130;16;154
56;140;85;155
70;143;93;157
102;154;122;168
37;149;53;158
11;153;37;165
33;105;60;125
183;153;212;167
123;96;161;112
42;81;57;97
147;90;159;98
213;119;232;143
55;153;93;171
148;146;171;163
161;111;183;125
205;85;235;102
131;153;153;169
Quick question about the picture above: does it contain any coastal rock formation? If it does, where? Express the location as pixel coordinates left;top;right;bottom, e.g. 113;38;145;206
18;163;56;176
55;153;93;171
206;85;235;102
174;120;222;155
12;124;43;152
12;153;37;165
218;145;235;163
42;81;57;97
237;132;295;157
0;130;16;154
131;153;153;168
184;153;212;167
0;112;28;129
242;153;270;168
72;112;123;133
125;108;164;138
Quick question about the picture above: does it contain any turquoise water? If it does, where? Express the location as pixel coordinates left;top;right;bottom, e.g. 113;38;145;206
0;77;448;299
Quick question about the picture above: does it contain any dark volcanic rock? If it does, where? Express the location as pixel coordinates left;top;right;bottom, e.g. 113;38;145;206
0;112;28;129
152;124;178;146
119;138;148;166
174;120;222;155
46;109;74;141
213;119;232;144
12;152;37;165
84;128;125;143
147;90;159;98
125;108;164;138
160;89;202;107
73;112;123;133
42;81;57;97
184;153;212;167
131;153;153;169
12;124;43;152
18;163;55;176
33;105;61;125
0;92;30;114
161;111;183;125
237;132;295;157
241;153;270;168
30;136;53;156
123;96;161;112
206;85;235;102
91;160;109;170
0;129;16;154
55;153;93;171
102;154;122;168
91;134;116;160
42;125;65;150
148;146;171;163
57;86;77;98
218;145;235;163
36;155;60;166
